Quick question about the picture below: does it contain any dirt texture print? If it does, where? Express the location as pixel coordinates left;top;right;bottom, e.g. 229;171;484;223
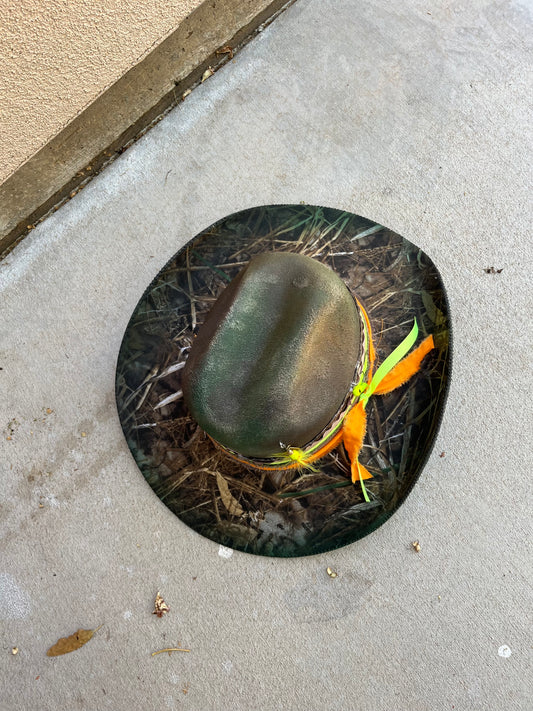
116;205;450;557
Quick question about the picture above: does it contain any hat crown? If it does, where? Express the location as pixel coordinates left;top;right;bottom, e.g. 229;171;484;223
182;252;362;458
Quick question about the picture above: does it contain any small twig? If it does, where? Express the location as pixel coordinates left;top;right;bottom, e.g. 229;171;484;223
135;381;154;412
131;422;158;430
154;389;183;409
123;364;159;409
151;647;191;656
186;248;197;331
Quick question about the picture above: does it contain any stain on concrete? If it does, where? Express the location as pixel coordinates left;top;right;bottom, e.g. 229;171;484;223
0;573;31;620
284;570;373;623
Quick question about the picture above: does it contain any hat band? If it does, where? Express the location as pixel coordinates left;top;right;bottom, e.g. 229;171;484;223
212;296;372;471
272;315;421;471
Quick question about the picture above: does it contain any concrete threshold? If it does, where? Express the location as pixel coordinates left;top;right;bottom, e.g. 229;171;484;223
0;0;294;258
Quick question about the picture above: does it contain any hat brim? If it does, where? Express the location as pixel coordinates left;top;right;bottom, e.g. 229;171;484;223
116;205;451;557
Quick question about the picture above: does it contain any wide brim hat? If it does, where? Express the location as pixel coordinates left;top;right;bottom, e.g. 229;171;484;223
116;205;451;557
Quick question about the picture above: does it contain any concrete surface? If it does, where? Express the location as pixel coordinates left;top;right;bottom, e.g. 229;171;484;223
0;0;290;252
1;0;532;709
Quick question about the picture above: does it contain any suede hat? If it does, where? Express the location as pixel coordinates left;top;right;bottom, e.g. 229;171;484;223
116;205;450;557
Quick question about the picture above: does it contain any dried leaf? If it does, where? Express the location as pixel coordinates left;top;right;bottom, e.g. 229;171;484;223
216;472;244;516
201;68;214;82
412;540;421;553
46;626;101;657
153;592;170;617
326;567;338;578
216;45;234;59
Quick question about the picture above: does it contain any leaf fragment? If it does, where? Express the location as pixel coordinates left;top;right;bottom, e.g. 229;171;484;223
201;67;214;82
153;591;170;617
216;472;244;516
46;626;102;657
216;45;234;59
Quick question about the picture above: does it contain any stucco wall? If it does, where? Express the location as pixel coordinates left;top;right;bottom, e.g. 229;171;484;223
0;0;203;184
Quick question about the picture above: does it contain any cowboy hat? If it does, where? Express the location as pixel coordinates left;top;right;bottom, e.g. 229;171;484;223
116;205;450;557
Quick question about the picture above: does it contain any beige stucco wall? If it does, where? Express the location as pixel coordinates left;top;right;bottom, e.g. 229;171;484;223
0;0;203;184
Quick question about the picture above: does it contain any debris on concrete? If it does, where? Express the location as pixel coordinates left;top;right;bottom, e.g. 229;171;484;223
153;591;170;618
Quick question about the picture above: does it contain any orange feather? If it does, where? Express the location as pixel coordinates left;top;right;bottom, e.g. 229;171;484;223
342;401;373;482
372;335;435;395
353;461;373;483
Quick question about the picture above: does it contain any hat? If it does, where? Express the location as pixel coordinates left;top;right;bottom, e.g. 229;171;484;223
116;205;450;557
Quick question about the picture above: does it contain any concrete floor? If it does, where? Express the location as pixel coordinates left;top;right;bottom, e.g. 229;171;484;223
1;1;532;709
